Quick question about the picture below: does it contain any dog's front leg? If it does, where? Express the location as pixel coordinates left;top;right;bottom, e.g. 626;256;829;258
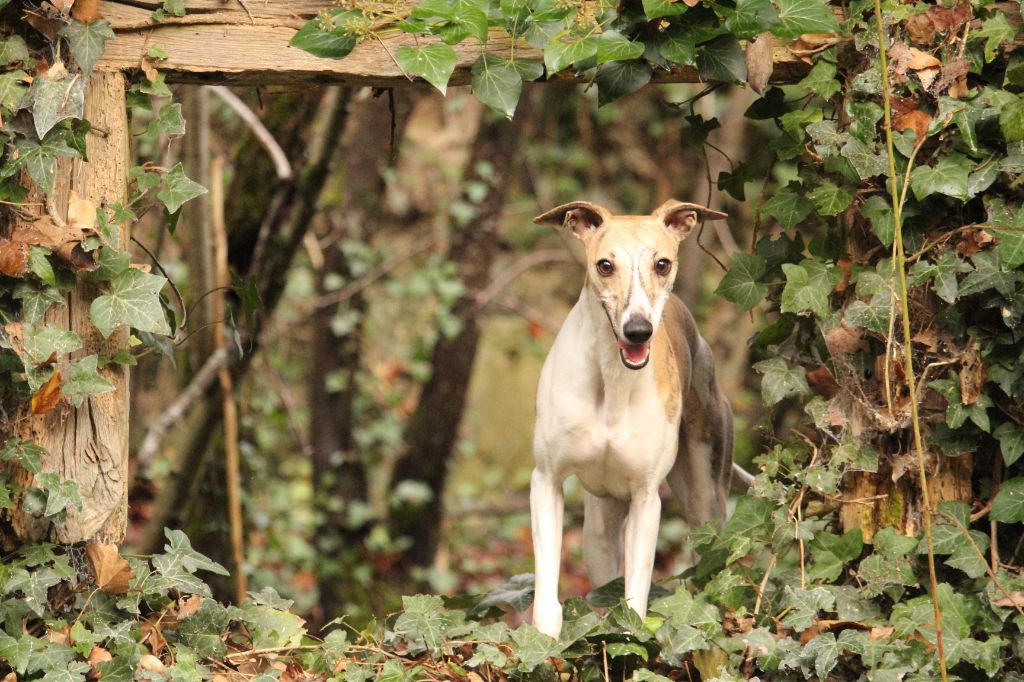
623;489;661;619
530;467;564;638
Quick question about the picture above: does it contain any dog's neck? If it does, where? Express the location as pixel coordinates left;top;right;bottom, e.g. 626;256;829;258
578;285;652;420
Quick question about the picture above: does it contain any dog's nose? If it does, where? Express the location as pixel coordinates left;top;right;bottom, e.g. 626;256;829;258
623;317;653;344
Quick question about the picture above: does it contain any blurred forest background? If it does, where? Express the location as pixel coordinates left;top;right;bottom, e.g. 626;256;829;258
123;82;770;631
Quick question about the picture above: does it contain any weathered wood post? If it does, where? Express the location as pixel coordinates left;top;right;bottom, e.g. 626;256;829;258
8;73;130;546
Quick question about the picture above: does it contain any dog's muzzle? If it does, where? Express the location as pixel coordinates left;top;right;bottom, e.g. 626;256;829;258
619;316;653;369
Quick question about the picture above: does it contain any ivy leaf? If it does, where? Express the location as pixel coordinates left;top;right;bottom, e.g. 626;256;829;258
0;35;29;65
145;102;186;138
994;422;1024;467
1000;96;1024;143
808;180;854;216
991;227;1024;268
753;357;810;406
595;31;644;65
715;253;767;310
393;595;449;650
1;437;46;475
30;67;85;138
780;260;839;318
959;251;1018;297
642;0;687;19
395;44;457;94
840;138;887;179
544;36;598;75
471;55;522;119
89;268;171;338
774;0;838;38
844;295;890;334
289;12;360;59
975;12;1015;62
176;600;230;658
15;131;80;196
911;155;971;201
0;630;37;673
157;163;208;214
723;0;779;37
861;195;894;246
595;60;652;107
799;59;839;100
511;624;561;672
0;70;29;111
800;632;841;679
474;573;534;613
781;585;834;630
762;183;814;229
35;472;84;517
991;477;1024;523
697;35;747;83
59;19;115;74
63;354;114;408
14;283;63;325
24;324;82;362
164;527;229;575
659;26;697;65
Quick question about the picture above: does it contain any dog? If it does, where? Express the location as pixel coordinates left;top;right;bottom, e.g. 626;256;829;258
529;199;751;638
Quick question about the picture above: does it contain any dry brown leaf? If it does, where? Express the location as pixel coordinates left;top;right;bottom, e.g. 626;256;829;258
745;32;774;94
0;237;29;277
31;369;62;415
49;0;75;13
916;66;940;91
681;0;700;6
835;256;852;292
85;543;133;594
138;655;165;675
906;47;941;71
895;109;933;142
956;229;994;257
870;626;895;640
140;57;158;84
23;10;62;41
175;595;204;620
88;646;112;680
947;78;969;98
67;190;97;234
959;339;985;405
906;13;936;45
46;625;71;645
928;2;973;34
992;592;1024;608
825;324;864;356
791;33;841;56
71;0;103;22
140;616;167;657
3;672;16;682
807;364;841;399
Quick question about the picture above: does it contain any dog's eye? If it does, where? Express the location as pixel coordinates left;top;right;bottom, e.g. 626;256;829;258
655;258;672;275
596;259;615;276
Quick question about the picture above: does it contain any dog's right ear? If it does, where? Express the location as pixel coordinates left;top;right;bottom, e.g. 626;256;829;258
533;201;609;239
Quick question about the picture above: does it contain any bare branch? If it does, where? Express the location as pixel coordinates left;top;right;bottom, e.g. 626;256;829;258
207;85;292;180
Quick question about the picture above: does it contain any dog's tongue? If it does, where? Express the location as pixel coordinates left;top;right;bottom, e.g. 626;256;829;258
619;341;650;365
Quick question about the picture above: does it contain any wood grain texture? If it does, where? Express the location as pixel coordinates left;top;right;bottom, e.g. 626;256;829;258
98;1;813;86
12;73;130;545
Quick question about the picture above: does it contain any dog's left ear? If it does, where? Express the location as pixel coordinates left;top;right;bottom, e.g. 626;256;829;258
652;199;728;238
533;200;611;239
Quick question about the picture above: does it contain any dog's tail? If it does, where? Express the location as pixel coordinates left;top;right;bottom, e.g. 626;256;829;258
730;462;756;493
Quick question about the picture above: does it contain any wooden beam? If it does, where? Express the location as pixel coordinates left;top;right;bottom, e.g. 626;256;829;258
12;73;131;545
98;1;813;86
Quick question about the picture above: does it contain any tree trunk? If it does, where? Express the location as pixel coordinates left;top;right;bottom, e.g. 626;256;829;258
311;91;416;625
4;73;130;547
387;107;524;573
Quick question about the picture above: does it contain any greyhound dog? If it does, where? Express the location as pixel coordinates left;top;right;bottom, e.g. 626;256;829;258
530;199;750;638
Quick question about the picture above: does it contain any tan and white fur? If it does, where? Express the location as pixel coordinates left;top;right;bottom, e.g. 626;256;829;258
530;199;750;638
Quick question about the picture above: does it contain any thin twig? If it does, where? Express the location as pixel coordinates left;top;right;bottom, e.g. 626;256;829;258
211;154;248;602
207;86;292;181
873;3;948;678
136;346;234;471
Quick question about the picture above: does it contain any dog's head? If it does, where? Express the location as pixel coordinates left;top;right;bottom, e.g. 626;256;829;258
534;199;728;370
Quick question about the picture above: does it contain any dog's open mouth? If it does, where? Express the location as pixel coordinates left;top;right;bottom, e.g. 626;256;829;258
618;340;650;370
